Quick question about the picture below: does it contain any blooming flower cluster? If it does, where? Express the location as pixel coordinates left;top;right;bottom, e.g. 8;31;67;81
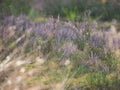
1;15;120;59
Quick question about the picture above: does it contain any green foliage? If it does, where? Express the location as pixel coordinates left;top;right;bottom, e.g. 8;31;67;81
1;0;120;20
86;73;120;90
33;0;120;21
86;73;108;89
62;6;79;21
0;0;32;16
28;8;40;19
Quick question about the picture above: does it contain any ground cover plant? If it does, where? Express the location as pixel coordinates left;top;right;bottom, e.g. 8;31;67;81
0;15;120;90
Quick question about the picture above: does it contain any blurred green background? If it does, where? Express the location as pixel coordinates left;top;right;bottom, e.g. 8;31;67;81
0;0;120;21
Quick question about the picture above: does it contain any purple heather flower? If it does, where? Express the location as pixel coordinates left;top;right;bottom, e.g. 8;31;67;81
118;38;120;48
4;15;16;26
90;32;105;48
58;42;77;57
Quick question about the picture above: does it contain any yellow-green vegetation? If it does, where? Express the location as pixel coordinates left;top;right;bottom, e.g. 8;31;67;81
33;17;48;23
25;56;120;90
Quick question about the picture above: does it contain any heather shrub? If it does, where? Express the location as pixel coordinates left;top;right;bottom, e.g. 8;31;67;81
1;15;120;89
1;15;119;57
